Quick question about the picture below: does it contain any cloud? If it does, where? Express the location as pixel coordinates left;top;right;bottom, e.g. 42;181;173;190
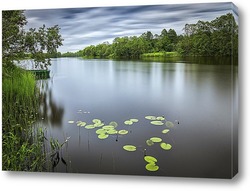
24;2;237;53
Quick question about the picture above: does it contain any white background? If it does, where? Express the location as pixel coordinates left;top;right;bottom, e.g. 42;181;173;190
0;0;248;190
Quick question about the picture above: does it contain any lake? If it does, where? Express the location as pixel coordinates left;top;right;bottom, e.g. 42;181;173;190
35;57;238;178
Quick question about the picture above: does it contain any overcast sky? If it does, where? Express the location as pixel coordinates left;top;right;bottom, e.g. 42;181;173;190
24;2;238;53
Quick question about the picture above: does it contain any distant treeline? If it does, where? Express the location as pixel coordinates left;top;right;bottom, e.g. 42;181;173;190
56;13;238;59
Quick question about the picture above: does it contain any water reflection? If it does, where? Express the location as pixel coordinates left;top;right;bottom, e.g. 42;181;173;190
31;57;237;178
38;80;64;128
141;56;238;65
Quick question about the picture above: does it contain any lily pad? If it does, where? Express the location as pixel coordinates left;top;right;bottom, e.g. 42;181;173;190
130;119;139;123
118;130;129;135
156;116;165;121
102;125;115;130
93;119;102;124
98;134;109;139
124;120;133;125
94;123;104;127
150;137;162;143
123;145;136;152
109;121;118;128
145;163;159;172
77;121;86;127
160;143;172;150
144;156;157;163
162;129;170;134
96;129;107;135
145;116;157;120
166;121;174;128
150;121;164;125
68;120;74;124
146;139;154;146
85;124;95;129
106;129;118;135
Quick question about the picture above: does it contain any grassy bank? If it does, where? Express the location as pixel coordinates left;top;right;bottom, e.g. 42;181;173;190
2;66;46;171
141;51;180;58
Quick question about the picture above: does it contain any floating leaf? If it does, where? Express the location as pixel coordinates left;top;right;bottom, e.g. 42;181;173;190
145;116;157;120
94;123;104;127
68;120;74;124
123;145;136;152
162;129;170;134
118;130;129;135
92;119;101;124
150;137;162;143
166;121;174;128
106;129;118;135
109;121;118;128
160;143;172;150
144;156;157;163
77;121;86;127
146;139;154;146
96;129;107;135
77;122;82;126
130;118;139;122
98;134;109;139
156;116;165;121
124;120;133;125
102;125;115;130
150;121;164;125
145;163;159;172
85;124;95;129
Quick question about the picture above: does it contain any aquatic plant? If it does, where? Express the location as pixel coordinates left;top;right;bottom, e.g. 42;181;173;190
162;129;170;134
123;145;137;152
2;67;46;171
166;121;174;128
150;137;162;143
144;156;159;172
150;121;164;125
160;143;172;150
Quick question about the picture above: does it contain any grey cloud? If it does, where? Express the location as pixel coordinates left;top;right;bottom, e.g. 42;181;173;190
25;2;237;53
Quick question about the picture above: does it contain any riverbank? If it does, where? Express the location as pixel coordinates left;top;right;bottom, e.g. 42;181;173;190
141;51;180;58
2;66;46;171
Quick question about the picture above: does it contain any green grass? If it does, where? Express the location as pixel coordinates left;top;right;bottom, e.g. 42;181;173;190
2;66;47;171
141;51;180;58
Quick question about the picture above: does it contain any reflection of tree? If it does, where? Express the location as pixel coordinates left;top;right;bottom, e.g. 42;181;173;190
38;81;64;128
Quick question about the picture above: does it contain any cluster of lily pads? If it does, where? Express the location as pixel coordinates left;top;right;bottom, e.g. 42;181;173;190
68;118;136;140
144;155;159;171
146;137;172;150
68;114;177;172
124;118;139;125
145;115;174;128
121;115;176;172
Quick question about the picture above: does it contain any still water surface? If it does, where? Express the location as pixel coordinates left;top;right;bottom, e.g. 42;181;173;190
36;57;238;178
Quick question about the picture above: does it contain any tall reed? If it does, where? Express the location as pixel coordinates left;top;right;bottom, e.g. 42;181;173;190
2;66;46;171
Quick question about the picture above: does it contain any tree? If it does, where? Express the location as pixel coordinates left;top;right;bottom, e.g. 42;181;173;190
2;10;27;65
2;10;63;69
177;13;238;56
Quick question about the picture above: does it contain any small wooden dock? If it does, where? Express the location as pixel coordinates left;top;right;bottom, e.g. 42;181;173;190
29;70;50;79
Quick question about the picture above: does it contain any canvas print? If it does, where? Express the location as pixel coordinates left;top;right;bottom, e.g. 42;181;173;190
2;2;238;178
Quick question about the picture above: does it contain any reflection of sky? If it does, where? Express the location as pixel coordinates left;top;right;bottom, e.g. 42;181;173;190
24;2;238;53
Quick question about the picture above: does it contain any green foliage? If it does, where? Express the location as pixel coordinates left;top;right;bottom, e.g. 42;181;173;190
141;52;180;58
71;13;237;58
2;10;63;171
2;67;46;171
2;10;63;69
177;13;238;56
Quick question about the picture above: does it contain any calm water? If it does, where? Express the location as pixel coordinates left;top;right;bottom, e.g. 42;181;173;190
36;57;238;178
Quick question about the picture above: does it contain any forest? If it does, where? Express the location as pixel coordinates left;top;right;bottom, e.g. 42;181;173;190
59;13;238;59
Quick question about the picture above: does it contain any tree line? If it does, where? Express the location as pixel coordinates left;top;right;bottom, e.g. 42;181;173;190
62;13;238;58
